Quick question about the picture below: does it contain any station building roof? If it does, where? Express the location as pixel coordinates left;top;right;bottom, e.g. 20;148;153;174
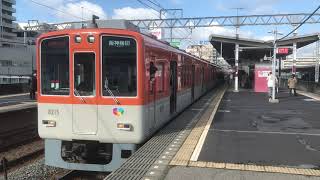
210;33;320;65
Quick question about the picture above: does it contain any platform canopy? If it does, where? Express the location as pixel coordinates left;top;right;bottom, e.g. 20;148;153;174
210;33;320;65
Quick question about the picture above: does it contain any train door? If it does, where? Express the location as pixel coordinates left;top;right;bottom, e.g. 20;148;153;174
149;61;157;129
170;61;177;114
191;65;195;101
72;52;98;135
201;67;205;92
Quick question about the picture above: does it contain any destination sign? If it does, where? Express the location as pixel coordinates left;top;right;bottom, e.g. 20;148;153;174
108;40;131;48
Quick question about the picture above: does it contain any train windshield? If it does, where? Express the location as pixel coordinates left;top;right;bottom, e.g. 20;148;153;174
102;36;137;97
40;36;70;95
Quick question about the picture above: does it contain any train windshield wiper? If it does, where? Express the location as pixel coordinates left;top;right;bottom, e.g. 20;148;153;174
105;85;121;105
74;89;86;103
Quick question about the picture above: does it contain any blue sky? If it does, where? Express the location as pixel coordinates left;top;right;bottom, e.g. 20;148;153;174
17;0;320;21
15;0;320;53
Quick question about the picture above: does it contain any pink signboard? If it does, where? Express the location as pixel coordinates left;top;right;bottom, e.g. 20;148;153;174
254;65;271;92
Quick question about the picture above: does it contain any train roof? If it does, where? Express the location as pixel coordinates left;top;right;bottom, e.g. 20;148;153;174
37;19;224;69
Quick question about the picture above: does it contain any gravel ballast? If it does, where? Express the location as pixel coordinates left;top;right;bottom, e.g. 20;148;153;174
0;157;67;180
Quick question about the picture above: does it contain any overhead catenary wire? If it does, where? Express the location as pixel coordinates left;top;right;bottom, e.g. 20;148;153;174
28;0;85;20
29;0;107;21
145;0;162;9
137;0;196;45
136;0;160;12
277;5;320;41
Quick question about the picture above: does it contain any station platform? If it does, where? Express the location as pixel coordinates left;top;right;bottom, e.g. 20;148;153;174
106;86;320;180
0;93;36;114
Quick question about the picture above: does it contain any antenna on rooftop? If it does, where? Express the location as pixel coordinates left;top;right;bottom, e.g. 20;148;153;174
87;15;99;28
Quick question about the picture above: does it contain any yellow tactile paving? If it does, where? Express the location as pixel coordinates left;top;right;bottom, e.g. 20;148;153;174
225;163;245;170
169;88;227;166
168;87;320;177
185;161;320;177
206;162;226;169
189;161;207;167
244;164;265;172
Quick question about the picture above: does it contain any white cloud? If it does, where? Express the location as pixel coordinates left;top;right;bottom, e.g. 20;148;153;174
170;0;183;5
216;0;286;14
27;0;107;22
296;43;316;57
57;1;107;21
162;25;254;49
191;26;253;41
259;35;274;41
112;7;159;20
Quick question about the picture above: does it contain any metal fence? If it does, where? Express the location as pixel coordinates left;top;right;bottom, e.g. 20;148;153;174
280;79;320;95
0;83;29;95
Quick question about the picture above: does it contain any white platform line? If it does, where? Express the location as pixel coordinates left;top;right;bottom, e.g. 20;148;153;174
190;89;226;161
0;93;29;99
297;91;320;101
0;101;10;105
213;129;320;136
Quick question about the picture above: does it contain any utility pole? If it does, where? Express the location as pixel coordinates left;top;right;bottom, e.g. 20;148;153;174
231;7;244;92
315;39;320;83
81;6;84;28
231;7;244;39
269;29;282;103
234;43;239;92
0;1;3;40
292;42;297;74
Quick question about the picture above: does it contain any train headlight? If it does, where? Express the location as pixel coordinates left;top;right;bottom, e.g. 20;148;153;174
117;123;132;131
87;35;95;43
75;35;82;43
42;120;56;127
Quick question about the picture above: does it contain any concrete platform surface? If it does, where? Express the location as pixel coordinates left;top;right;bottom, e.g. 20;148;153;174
165;167;320;180
197;90;320;168
0;94;36;113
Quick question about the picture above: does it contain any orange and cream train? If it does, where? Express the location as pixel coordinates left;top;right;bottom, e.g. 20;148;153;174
37;23;224;171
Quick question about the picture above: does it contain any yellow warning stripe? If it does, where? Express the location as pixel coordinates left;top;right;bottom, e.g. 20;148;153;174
169;86;320;177
170;87;227;166
187;161;320;176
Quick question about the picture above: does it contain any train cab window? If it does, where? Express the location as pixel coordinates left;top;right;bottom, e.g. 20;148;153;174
74;53;95;96
40;36;69;95
102;36;137;97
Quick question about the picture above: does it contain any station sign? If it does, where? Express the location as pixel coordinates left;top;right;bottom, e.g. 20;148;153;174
277;48;289;54
170;41;180;47
150;28;163;40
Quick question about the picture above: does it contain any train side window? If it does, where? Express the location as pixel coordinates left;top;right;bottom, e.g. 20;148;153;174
150;62;158;80
40;36;69;95
156;63;164;92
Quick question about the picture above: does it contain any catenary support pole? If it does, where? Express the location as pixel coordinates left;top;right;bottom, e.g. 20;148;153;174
272;42;277;101
292;42;297;74
234;43;239;92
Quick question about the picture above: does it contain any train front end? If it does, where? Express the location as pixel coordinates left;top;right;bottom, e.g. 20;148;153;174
37;29;146;171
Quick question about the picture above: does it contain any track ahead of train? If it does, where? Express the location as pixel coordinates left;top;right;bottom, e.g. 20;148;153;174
56;170;110;180
0;107;38;152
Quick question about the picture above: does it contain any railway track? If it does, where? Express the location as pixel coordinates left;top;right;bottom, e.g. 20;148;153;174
56;170;110;180
0;125;39;152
